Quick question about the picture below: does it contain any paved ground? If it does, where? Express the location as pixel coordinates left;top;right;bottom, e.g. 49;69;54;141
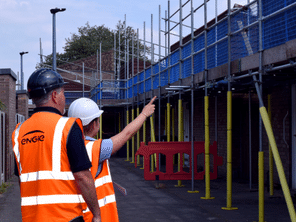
0;157;295;221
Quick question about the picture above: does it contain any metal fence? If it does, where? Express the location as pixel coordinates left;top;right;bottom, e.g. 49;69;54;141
90;0;296;102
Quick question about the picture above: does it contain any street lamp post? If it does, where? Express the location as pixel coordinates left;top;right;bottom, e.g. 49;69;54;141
50;7;66;71
19;51;28;90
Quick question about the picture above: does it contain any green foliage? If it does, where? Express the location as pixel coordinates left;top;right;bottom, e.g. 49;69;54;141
38;21;150;69
0;182;11;194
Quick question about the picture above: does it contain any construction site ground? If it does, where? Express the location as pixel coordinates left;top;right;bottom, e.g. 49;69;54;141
0;156;295;222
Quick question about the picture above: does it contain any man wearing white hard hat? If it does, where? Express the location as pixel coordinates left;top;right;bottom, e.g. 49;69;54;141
68;96;156;222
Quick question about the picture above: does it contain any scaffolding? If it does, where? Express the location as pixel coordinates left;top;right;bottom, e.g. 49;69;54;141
58;0;296;221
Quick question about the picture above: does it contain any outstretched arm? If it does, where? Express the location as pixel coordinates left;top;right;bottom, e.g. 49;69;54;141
110;96;157;154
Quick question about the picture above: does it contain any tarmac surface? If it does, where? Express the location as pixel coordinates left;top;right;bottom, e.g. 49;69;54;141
0;156;295;221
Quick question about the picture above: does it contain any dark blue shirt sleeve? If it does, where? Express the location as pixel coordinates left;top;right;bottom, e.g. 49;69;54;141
67;122;92;173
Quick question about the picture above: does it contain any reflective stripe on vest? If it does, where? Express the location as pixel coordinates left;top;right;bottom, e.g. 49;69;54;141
20;171;74;182
85;141;94;162
83;194;116;213
22;194;84;206
14;117;81;206
95;174;112;188
52;117;69;172
13;122;23;173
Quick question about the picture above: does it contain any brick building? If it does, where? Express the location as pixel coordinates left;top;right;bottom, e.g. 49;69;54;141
0;69;28;184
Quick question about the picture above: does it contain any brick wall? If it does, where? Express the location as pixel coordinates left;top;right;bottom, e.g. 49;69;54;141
180;86;292;185
16;90;28;120
0;69;16;181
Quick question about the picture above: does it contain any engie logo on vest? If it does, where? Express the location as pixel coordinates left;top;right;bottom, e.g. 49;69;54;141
21;130;45;145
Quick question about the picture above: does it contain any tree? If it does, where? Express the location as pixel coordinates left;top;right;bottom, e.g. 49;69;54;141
38;21;150;69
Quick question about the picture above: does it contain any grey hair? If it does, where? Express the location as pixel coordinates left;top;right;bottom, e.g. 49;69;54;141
32;87;62;107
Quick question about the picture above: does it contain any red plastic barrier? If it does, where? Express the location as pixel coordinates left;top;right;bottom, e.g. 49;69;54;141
135;141;222;181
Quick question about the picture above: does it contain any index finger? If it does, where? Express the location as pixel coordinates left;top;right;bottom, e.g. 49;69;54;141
148;96;157;105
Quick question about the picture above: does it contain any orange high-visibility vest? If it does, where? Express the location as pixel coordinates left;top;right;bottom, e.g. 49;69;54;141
12;112;85;222
83;139;119;222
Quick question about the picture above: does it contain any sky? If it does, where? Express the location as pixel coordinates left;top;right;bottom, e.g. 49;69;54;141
0;0;248;90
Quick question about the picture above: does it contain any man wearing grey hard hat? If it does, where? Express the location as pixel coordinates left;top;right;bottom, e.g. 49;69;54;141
12;68;101;222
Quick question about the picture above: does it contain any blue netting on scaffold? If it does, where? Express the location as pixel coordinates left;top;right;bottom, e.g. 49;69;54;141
249;25;259;54
207;46;216;69
65;91;84;98
249;3;258;24
139;81;144;94
120;89;125;99
102;91;117;99
119;80;126;89
133;85;137;97
145;78;151;92
160;58;168;71
133;76;138;97
263;0;296;50
263;11;286;50
287;6;296;41
194;34;205;52
153;63;160;75
145;67;151;79
217;39;228;66
217;20;228;41
182;58;191;78
287;0;296;6
230;8;259;61
153;74;159;89
194;51;205;74
231;32;248;61
231;10;247;33
139;71;144;82
90;88;96;98
262;0;285;16
207;26;216;46
182;42;192;59
160;70;168;86
170;64;180;84
96;92;101;101
128;78;132;87
128;78;132;99
170;51;180;65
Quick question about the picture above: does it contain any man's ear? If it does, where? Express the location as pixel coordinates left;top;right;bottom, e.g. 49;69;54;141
51;90;58;104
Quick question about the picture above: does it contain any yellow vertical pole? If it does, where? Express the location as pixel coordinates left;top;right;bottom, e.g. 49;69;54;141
125;109;130;161
175;99;185;187
201;96;214;200
167;103;170;142
150;114;156;172
140;113;146;169
222;91;237;208
268;94;274;196
172;108;175;142
181;105;184;141
258;151;264;222
181;105;185;164
137;107;140;166
100;115;103;139
172;107;175;165
260;106;296;222
131;108;135;163
118;112;121;133
165;109;167;136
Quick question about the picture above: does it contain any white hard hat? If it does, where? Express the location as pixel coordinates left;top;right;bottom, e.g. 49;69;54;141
68;97;104;126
